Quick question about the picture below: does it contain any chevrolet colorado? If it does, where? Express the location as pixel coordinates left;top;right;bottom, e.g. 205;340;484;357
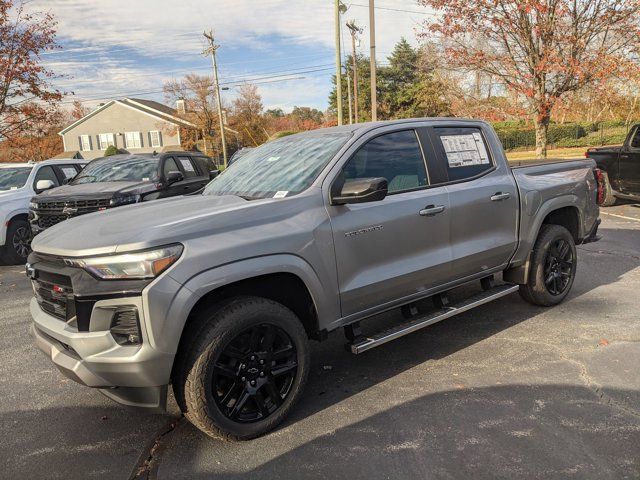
586;123;640;205
27;119;601;440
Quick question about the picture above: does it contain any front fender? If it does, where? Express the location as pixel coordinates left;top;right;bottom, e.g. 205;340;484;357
143;254;336;355
0;207;29;245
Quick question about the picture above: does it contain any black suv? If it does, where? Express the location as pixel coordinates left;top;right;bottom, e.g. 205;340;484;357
30;152;217;234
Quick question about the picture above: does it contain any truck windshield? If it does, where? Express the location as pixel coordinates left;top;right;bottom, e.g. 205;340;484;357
0;166;32;190
72;157;159;184
203;133;350;199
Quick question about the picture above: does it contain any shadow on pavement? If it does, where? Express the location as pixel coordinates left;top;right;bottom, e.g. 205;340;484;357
163;384;640;479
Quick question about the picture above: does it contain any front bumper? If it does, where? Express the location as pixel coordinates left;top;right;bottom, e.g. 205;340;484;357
30;297;172;411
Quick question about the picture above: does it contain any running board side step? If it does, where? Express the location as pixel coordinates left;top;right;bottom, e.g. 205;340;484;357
349;284;519;354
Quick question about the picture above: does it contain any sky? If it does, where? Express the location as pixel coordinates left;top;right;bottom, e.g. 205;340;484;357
31;1;437;113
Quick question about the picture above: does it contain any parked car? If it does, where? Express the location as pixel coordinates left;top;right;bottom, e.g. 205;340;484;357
0;159;85;264
586;124;640;205
227;147;253;166
27;119;600;440
29;152;217;235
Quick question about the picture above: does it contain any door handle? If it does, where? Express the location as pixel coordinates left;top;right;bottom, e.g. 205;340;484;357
419;205;445;216
490;192;511;201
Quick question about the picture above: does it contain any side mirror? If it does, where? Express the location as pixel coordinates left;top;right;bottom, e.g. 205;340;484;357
209;169;220;180
62;177;71;185
165;170;184;185
35;179;55;193
331;177;388;205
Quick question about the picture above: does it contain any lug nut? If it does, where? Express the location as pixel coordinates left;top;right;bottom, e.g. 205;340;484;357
259;371;265;377
259;359;264;365
250;380;256;386
250;355;256;361
241;376;246;382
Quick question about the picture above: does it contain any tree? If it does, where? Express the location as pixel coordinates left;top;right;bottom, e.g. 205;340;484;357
0;106;64;161
230;84;268;146
70;100;89;120
104;145;118;157
418;0;640;157
164;74;220;153
0;0;64;141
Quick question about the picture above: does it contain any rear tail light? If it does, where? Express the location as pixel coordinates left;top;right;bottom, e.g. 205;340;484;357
110;307;142;345
593;168;605;205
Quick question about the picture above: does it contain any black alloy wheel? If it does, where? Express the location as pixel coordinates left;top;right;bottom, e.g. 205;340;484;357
212;323;298;423
12;224;31;260
543;238;574;295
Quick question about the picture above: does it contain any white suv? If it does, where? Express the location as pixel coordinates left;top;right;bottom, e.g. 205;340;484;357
0;159;85;264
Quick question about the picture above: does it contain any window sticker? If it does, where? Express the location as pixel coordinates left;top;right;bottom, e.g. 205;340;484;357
273;191;288;198
61;167;77;179
179;158;195;172
441;133;490;168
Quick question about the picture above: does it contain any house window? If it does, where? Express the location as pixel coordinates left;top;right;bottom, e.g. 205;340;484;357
125;131;142;149
79;134;92;151
98;133;115;150
149;130;162;148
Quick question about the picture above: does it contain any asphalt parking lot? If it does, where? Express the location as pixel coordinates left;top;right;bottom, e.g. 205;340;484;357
1;204;639;479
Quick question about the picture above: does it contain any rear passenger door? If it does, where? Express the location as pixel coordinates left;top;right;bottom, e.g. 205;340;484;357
424;126;518;279
176;156;209;194
327;128;453;318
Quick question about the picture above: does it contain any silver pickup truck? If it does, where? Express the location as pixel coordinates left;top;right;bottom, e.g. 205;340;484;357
27;119;601;440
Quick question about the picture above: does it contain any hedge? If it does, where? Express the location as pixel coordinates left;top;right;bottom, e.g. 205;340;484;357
495;123;588;150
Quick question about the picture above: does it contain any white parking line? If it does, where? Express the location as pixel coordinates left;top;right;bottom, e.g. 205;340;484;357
602;211;640;222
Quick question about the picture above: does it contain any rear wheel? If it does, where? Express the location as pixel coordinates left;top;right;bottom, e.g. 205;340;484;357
519;224;577;306
174;296;310;440
1;219;31;265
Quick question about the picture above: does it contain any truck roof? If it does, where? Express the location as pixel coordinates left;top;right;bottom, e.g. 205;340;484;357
0;159;85;168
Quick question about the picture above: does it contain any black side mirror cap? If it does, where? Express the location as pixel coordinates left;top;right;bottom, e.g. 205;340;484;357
209;169;220;180
331;177;388;205
165;171;184;185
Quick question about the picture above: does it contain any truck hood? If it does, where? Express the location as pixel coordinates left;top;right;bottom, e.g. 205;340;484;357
31;193;288;257
35;181;155;199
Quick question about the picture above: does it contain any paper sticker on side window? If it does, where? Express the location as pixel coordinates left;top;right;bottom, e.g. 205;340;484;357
441;133;490;168
179;158;195;172
60;167;77;179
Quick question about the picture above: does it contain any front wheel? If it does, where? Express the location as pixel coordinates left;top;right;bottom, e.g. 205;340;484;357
599;171;617;207
1;219;31;265
519;224;577;306
174;296;310;440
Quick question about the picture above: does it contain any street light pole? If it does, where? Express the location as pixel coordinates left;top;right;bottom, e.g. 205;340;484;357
334;0;343;125
369;0;377;122
203;29;228;168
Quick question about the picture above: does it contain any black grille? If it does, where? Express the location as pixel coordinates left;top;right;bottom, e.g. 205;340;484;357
33;198;111;230
33;274;74;321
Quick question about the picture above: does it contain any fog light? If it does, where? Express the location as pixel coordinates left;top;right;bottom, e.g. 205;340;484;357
110;307;142;345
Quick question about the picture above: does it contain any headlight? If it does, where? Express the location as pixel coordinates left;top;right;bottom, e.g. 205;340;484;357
64;244;183;280
110;194;141;207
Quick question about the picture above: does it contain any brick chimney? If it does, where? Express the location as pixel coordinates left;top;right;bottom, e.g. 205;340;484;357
176;99;186;115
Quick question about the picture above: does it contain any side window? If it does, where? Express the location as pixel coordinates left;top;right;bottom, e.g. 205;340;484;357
343;130;428;194
431;127;494;182
629;126;640;149
177;156;198;178
56;165;80;182
33;166;60;189
163;157;181;178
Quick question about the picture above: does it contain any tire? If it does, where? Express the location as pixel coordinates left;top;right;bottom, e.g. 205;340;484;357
1;219;31;265
599;172;617;207
519;224;577;306
174;296;310;441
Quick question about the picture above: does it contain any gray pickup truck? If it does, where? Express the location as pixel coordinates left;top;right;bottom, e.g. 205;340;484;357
27;119;601;440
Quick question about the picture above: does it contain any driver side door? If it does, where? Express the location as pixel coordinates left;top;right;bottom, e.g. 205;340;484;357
619;125;640;196
327;128;453;319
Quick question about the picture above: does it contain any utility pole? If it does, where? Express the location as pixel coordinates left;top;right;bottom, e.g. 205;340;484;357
369;0;377;122
334;0;343;125
346;20;362;123
203;29;228;168
346;64;353;124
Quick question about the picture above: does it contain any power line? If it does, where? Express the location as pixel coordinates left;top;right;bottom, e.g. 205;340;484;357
348;3;438;16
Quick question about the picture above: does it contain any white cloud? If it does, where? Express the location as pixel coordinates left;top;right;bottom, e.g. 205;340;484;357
31;1;435;109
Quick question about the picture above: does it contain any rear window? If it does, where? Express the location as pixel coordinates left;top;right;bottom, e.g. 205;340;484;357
431;127;494;182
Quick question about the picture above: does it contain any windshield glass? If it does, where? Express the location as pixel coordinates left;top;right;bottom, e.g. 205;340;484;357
0;167;32;190
203;133;350;199
72;156;160;184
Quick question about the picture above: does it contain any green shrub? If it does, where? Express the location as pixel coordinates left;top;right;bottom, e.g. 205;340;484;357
495;123;587;150
104;145;118;156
